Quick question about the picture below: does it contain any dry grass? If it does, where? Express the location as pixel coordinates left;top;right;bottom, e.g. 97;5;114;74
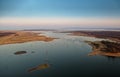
0;31;55;45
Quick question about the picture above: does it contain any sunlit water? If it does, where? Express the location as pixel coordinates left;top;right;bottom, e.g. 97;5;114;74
0;31;120;77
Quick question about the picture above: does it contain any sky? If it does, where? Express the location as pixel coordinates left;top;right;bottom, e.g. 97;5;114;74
0;0;120;30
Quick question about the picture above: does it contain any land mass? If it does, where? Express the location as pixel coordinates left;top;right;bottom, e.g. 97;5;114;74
28;64;50;72
0;31;55;45
14;51;27;55
64;31;120;57
86;41;120;57
67;31;120;42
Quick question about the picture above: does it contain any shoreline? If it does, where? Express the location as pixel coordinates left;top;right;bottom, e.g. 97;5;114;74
62;31;120;57
66;31;120;42
0;31;55;45
86;41;120;57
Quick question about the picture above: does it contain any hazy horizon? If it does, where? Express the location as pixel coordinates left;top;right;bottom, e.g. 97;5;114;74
0;0;120;30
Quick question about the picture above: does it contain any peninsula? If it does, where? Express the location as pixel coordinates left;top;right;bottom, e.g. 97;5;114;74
86;41;120;57
0;31;55;45
65;31;120;57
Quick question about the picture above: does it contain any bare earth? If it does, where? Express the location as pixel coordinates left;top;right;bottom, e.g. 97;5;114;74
0;31;55;45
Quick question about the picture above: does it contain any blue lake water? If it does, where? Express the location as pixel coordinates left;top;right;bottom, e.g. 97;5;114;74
0;31;120;77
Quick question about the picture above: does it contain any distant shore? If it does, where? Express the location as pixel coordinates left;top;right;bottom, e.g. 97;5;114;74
66;31;120;42
0;31;55;45
64;31;120;57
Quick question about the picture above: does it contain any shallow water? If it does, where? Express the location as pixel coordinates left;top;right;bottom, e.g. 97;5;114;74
0;31;120;77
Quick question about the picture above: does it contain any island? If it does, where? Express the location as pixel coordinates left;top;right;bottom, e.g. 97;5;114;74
14;51;27;55
0;31;55;45
28;63;50;72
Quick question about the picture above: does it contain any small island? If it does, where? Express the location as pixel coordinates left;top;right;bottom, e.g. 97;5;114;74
86;41;120;57
28;63;50;72
0;31;55;45
14;51;27;55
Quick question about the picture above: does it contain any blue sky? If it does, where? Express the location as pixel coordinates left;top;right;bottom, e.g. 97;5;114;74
0;0;120;17
0;0;120;29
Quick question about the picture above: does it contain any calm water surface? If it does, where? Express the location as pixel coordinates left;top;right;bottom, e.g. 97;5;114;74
0;31;120;77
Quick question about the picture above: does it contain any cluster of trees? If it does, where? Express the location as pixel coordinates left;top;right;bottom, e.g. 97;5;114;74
100;41;120;53
0;32;15;37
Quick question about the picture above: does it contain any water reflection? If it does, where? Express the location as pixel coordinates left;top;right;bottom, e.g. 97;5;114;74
107;56;120;61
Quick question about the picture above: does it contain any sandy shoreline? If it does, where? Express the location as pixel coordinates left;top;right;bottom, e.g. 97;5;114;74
0;31;55;45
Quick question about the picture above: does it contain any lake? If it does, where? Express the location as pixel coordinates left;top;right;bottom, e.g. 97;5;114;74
0;31;120;77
